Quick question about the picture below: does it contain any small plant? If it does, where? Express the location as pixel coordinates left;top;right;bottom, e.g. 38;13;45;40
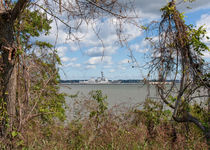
89;90;108;127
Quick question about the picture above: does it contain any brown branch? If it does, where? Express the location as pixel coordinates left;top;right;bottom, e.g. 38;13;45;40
59;0;61;13
23;71;58;124
31;2;75;30
157;86;175;109
173;80;192;117
86;0;126;19
173;111;206;132
173;111;210;145
11;0;30;21
18;112;55;131
190;95;210;100
26;112;55;122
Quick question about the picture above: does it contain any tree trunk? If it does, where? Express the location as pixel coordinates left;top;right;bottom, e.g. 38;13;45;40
0;0;29;137
4;63;17;132
0;9;17;136
207;88;210;146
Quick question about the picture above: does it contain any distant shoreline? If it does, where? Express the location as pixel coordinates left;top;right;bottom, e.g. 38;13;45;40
60;82;177;86
60;83;144;85
60;80;180;85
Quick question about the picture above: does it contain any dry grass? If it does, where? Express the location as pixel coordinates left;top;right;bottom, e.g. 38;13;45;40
2;97;208;150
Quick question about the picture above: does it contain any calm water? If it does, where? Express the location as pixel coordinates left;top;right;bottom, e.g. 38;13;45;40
60;84;207;121
60;84;159;120
60;84;158;107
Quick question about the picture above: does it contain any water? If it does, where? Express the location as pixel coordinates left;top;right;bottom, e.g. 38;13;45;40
60;84;158;107
60;84;158;120
60;84;208;121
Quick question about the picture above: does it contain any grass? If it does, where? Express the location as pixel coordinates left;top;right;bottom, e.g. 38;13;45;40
1;92;208;150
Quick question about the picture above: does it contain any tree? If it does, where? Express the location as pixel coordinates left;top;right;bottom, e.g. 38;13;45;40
147;0;210;144
0;0;29;136
0;7;69;148
0;0;137;141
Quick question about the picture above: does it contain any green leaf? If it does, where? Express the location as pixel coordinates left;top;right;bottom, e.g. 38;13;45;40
11;131;18;137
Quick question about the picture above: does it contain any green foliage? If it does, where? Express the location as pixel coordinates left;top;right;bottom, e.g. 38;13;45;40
2;8;66;133
0;8;68;148
30;52;67;122
17;12;65;124
89;90;108;127
0;8;67;148
190;102;209;128
179;12;187;21
14;9;52;54
15;9;52;38
19;9;66;123
89;90;108;118
11;131;18;137
156;1;209;143
0;98;8;125
188;24;210;56
66;121;87;149
35;41;53;49
160;2;176;15
168;95;177;103
160;1;187;22
184;0;196;2
15;97;208;149
134;99;172;127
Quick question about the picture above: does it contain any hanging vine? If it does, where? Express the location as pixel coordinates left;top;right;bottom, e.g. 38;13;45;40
147;0;209;144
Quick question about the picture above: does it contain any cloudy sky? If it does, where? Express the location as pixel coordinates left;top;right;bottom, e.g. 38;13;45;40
38;0;210;80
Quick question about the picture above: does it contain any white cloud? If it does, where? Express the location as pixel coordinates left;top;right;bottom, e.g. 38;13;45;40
57;46;68;57
109;69;115;73
85;46;118;57
196;14;210;30
131;0;210;18
70;57;77;61
85;65;96;69
196;13;210;59
103;65;112;69
176;0;210;12
130;38;152;53
117;65;126;70
130;43;148;53
119;59;130;64
61;56;77;63
74;18;140;48
196;14;210;45
87;56;112;65
61;57;70;62
36;0;210;50
70;43;80;51
65;63;81;68
52;17;142;54
74;64;81;67
56;46;78;63
37;0;210;78
36;21;68;45
202;51;210;59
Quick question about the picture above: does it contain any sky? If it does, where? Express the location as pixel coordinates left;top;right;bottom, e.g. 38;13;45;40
37;0;210;80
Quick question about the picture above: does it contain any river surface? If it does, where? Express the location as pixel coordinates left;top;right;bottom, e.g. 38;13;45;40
60;84;159;120
60;84;207;121
60;84;159;107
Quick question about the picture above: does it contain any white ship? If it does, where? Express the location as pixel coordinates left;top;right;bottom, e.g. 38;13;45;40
81;71;109;84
